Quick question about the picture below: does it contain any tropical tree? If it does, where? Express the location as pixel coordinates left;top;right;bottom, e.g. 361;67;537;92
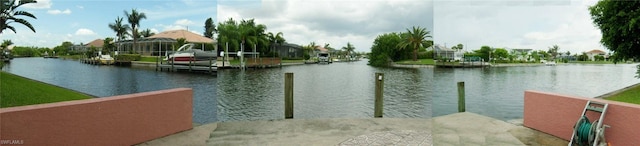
589;0;640;63
451;44;463;51
174;38;187;50
102;37;115;54
216;18;269;56
519;51;529;62
548;45;559;60
108;16;130;41
398;26;432;61
302;41;316;60
493;48;509;61
369;32;405;66
342;42;355;59
124;9;147;53
1;39;13;50
204;17;216;39
266;32;285;56
1;0;37;34
139;28;154;38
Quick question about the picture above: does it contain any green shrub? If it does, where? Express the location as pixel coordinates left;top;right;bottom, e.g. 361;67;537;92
115;54;141;61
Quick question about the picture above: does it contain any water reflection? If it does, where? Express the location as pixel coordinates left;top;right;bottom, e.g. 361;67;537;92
217;60;433;121
2;58;217;124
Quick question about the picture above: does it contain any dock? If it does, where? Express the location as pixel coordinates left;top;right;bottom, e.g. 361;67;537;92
218;57;283;69
435;61;490;68
137;112;568;146
156;64;217;74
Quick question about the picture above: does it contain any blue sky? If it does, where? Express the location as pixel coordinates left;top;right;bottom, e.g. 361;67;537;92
3;0;216;48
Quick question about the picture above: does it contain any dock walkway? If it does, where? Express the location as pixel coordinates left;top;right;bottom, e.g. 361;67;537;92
136;112;567;145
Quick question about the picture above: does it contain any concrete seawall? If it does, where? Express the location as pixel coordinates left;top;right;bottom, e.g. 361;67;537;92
0;88;193;146
524;90;640;146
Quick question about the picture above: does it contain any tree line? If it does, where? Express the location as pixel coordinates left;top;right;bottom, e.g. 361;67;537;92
368;26;433;67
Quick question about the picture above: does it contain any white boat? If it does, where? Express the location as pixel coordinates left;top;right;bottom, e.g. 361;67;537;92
99;55;115;65
545;61;556;66
165;44;217;66
317;52;332;64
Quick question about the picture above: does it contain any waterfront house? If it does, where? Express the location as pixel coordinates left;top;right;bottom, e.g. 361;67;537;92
510;48;533;61
67;39;105;55
586;49;606;61
433;44;463;61
274;43;303;59
115;29;215;56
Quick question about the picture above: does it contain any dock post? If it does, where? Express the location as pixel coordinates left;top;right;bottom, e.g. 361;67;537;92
171;54;175;72
457;82;466;112
189;53;193;72
285;73;294;119
209;55;213;73
374;73;384;118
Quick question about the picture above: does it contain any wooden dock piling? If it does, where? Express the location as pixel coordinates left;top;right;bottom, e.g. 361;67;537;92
457;82;465;112
374;73;384;118
285;73;294;119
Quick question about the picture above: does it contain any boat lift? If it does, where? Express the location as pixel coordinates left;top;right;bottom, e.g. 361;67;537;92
569;100;610;146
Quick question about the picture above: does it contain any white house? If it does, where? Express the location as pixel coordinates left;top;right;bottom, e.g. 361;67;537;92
586;49;606;61
432;44;464;61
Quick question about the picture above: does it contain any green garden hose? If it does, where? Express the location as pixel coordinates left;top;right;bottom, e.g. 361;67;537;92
574;116;592;145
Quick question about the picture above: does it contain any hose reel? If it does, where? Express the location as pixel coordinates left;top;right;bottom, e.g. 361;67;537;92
569;101;609;146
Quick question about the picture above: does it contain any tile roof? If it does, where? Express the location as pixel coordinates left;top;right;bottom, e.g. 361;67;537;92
85;39;104;47
586;49;606;54
148;29;215;43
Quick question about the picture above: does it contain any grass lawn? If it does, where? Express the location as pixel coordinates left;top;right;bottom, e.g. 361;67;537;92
1;71;92;108
395;59;435;65
605;84;640;104
139;56;161;62
282;59;304;63
59;55;84;60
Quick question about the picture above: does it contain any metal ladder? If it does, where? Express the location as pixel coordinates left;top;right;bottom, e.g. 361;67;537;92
569;100;609;146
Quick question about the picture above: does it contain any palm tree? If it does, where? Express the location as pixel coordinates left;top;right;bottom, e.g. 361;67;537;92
139;28;155;38
1;40;13;49
342;42;355;60
238;19;267;58
303;41;316;60
108;17;130;41
398;26;432;61
267;32;285;57
124;9;147;53
1;0;37;34
102;37;115;54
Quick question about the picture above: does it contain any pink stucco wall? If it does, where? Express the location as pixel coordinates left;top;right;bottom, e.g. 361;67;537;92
524;90;640;146
0;88;193;146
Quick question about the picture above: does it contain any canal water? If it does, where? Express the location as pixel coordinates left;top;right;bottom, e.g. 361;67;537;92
432;64;640;120
2;58;217;124
3;57;638;123
217;60;433;121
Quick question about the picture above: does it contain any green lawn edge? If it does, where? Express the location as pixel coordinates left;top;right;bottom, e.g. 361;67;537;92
1;71;92;108
605;84;640;104
395;59;435;65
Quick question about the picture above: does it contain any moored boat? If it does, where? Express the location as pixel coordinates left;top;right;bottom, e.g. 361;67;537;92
99;55;115;65
165;44;217;66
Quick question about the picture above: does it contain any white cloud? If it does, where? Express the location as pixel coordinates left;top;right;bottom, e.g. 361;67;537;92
434;0;604;54
218;0;433;52
76;5;84;9
150;28;160;34
47;9;72;15
22;0;52;9
75;28;96;36
175;19;194;26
